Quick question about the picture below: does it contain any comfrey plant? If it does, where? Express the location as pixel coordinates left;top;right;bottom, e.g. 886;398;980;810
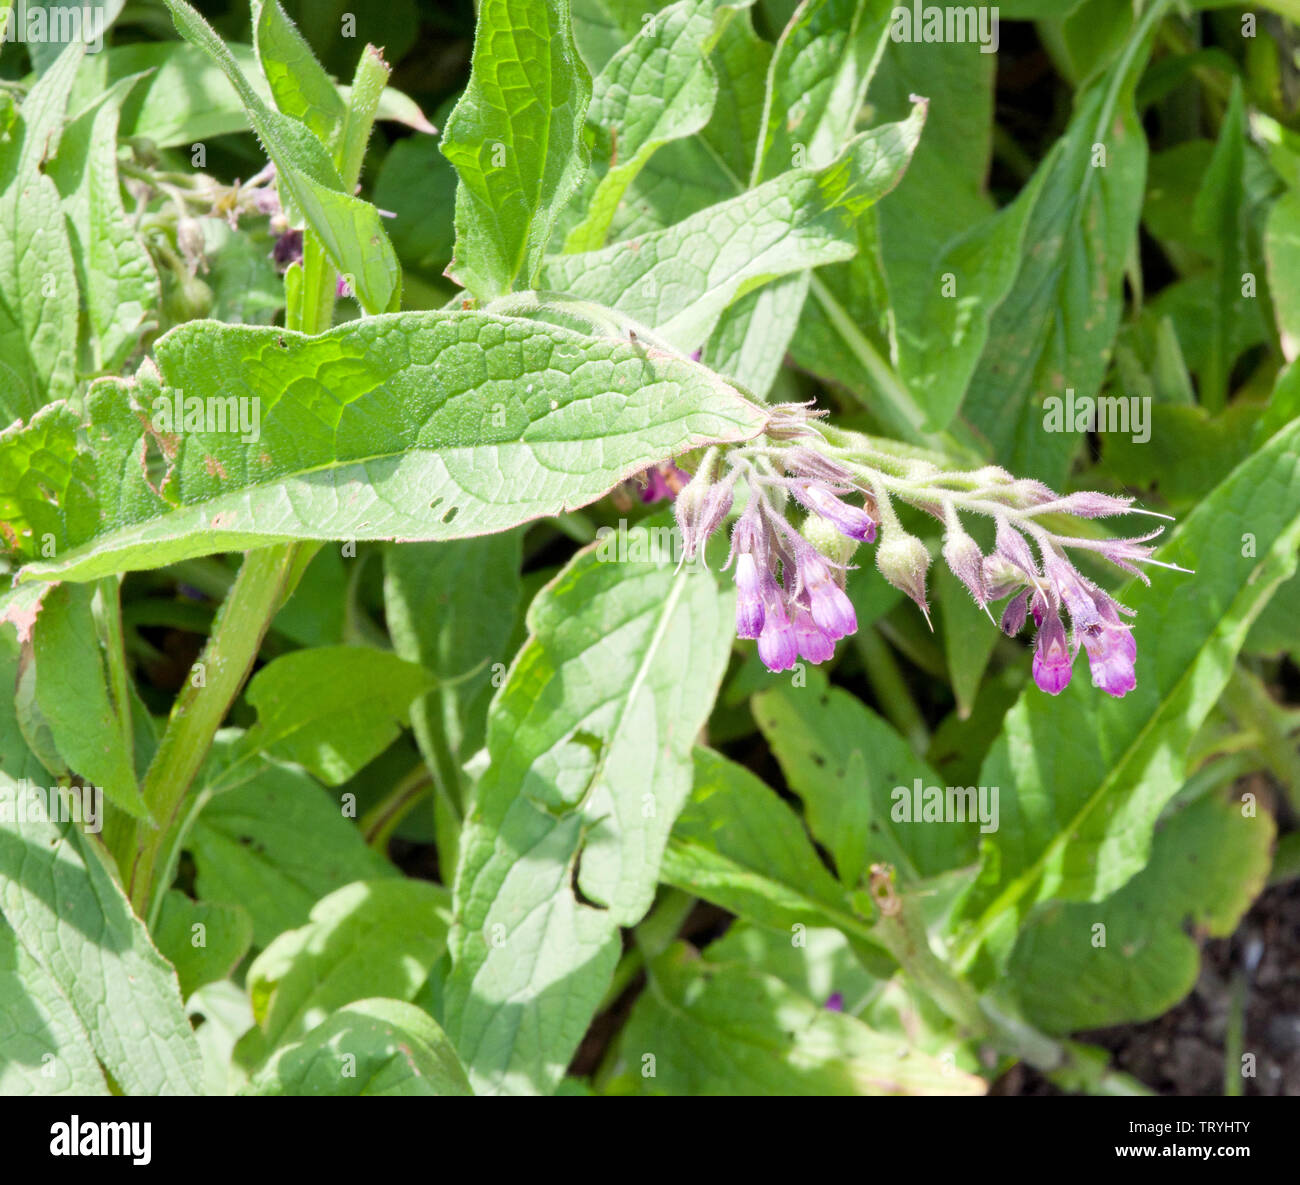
674;404;1186;695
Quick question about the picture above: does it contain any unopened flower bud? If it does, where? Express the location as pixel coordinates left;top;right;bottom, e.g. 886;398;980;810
875;529;932;626
941;515;985;609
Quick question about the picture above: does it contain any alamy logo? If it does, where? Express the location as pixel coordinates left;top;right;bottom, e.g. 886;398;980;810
889;4;999;54
891;778;999;833
1;2;106;52
50;1116;151;1165
151;390;262;444
1042;388;1151;443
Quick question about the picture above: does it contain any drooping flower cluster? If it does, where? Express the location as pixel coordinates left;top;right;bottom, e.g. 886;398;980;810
668;403;1184;697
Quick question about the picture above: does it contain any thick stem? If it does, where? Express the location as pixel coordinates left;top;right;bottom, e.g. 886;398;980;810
128;544;299;913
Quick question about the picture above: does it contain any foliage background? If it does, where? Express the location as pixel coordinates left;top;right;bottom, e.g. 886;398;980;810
0;0;1297;1097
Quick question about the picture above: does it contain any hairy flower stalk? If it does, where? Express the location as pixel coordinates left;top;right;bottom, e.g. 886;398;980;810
670;403;1187;696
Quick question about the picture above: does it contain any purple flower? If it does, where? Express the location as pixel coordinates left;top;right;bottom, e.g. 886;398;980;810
1081;620;1137;697
796;550;856;639
273;229;303;271
796;482;877;543
1000;588;1029;636
792;604;835;664
1031;600;1074;695
757;595;799;672
825;992;844;1012
639;462;690;504
733;552;765;639
336;275;353;299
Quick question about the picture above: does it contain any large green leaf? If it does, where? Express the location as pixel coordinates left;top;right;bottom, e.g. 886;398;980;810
958;413;1300;969
30;583;147;817
222;646;432;787
47;75;160;375
960;3;1166;486
752;0;893;182
441;0;592;299
754;668;980;888
542;104;926;351
564;0;754;252
189;748;396;948
242;998;473;1096
605;941;985;1095
246;879;451;1050
1007;792;1274;1034
0;790;203;1094
0;43;82;420
661;747;869;935
443;520;734;1094
5;312;766;584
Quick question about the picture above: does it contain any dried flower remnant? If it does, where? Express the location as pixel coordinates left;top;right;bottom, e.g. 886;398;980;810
670;404;1186;695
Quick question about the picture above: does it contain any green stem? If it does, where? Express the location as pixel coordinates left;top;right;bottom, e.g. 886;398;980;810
128;545;299;913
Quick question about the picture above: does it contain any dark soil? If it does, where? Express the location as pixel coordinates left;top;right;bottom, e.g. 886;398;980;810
995;878;1300;1096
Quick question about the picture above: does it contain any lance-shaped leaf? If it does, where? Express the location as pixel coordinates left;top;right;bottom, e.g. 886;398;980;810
959;2;1164;488
564;0;754;253
0;793;203;1094
47;75;160;377
661;747;874;937
542;102;926;351
0;42;82;421
5;312;766;584
250;0;346;148
608;941;985;1095
957;412;1300;969
443;521;735;1094
755;667;979;890
160;0;399;314
752;0;894;182
1007;792;1274;1035
441;0;592;299
31;583;147;817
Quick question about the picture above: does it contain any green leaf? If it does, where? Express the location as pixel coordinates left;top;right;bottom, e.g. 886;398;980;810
443;520;735;1094
0;919;110;1094
159;0;400;314
6;312;765;584
23;1;124;75
242;998;473;1096
0;43;82;419
153;891;254;1001
47;75;160;377
250;0;346;148
564;0;754;253
190;749;396;948
441;0;592;299
31;583;147;817
541;103;926;351
1008;792;1274;1033
754;668;980;888
958;413;1300;968
703;270;810;399
752;0;893;182
661;748;872;936
570;0;647;73
961;4;1165;487
1265;190;1300;365
935;564;998;721
246;879;451;1050
0;792;203;1093
67;42;428;149
225;646;432;786
606;941;985;1095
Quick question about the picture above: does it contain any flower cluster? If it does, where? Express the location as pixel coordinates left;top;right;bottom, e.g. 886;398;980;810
667;405;1183;697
